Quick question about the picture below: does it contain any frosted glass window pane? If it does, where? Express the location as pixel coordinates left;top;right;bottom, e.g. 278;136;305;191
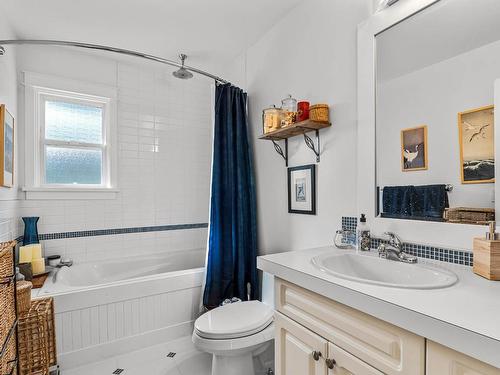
45;147;102;184
45;100;103;144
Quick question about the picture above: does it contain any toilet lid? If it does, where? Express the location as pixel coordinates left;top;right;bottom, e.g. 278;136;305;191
195;301;274;340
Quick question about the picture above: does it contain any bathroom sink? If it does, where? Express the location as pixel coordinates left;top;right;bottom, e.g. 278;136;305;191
311;253;458;289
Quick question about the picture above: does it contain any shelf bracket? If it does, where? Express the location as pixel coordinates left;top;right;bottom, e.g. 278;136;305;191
271;139;288;167
303;130;320;162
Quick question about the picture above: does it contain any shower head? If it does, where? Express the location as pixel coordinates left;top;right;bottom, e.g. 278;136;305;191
172;54;193;79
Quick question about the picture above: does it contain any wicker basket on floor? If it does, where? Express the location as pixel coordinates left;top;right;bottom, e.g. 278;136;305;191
0;326;17;375
17;281;33;315
0;241;16;351
0;241;14;278
18;298;57;375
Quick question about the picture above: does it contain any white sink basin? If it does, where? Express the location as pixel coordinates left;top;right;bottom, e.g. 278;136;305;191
311;253;458;289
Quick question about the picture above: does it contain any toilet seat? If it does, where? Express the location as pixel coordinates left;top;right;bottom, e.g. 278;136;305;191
192;321;274;354
194;301;274;340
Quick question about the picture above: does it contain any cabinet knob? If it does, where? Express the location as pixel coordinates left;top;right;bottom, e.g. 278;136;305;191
311;351;322;361
325;358;336;369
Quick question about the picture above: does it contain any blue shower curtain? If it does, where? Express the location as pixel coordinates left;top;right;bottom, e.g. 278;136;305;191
203;83;258;309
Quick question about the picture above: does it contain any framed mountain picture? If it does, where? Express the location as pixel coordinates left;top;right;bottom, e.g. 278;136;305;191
458;105;494;184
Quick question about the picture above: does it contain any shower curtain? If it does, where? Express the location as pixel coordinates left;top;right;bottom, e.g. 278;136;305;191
202;83;258;309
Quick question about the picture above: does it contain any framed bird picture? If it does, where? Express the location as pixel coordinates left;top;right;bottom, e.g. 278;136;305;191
458;105;494;184
401;125;428;172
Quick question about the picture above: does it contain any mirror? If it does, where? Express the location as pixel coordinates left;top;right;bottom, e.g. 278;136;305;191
375;0;500;225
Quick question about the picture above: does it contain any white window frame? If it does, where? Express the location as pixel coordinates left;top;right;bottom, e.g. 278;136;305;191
23;72;118;200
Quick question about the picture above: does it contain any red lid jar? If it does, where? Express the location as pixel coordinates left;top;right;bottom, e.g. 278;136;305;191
297;101;310;122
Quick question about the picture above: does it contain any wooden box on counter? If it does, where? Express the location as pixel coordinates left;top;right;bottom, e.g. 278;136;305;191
473;238;500;280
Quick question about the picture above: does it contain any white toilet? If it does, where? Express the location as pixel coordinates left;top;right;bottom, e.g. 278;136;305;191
192;300;274;375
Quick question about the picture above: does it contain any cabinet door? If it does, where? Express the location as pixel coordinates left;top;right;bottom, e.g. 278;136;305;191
327;342;383;375
427;341;500;375
275;312;328;375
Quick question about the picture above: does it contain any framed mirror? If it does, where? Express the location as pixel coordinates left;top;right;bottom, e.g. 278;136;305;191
358;0;500;248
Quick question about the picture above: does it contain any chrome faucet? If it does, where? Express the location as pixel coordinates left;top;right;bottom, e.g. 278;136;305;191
52;259;73;282
377;232;417;264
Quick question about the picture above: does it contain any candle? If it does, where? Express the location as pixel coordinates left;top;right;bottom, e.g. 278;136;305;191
30;244;43;260
31;258;46;274
19;246;33;263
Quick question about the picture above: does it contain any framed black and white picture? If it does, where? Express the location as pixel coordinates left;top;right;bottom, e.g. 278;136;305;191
288;164;316;215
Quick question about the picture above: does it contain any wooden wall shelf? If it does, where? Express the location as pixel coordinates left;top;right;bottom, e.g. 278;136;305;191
259;120;331;140
259;120;331;166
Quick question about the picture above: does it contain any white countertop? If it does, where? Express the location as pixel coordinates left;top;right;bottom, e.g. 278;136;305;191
257;246;500;368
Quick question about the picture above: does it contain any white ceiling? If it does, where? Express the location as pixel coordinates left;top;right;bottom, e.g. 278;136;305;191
0;0;303;74
377;0;500;82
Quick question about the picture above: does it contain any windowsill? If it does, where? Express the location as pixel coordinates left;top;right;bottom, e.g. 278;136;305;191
22;187;119;200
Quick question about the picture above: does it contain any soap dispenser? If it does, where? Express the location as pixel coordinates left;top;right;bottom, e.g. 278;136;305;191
473;221;500;280
357;214;371;251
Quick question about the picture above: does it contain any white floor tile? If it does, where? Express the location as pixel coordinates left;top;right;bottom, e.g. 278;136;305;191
62;357;118;375
176;352;212;375
61;335;211;375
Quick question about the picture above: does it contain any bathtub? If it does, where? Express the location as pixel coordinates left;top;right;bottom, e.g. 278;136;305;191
38;248;206;370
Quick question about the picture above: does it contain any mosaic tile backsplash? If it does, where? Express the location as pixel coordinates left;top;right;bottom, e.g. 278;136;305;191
342;216;473;267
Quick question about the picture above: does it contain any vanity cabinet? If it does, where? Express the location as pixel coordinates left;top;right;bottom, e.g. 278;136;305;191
426;341;500;375
275;278;425;375
274;277;500;375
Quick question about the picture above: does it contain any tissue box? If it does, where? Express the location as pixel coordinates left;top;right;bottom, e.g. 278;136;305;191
473;238;500;280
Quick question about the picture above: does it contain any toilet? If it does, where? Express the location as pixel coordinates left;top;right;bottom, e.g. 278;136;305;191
192;300;274;375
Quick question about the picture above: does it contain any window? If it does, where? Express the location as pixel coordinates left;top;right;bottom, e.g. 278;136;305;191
43;96;106;185
24;73;117;199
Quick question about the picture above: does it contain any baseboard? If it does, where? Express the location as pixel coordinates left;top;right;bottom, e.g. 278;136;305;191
58;321;194;370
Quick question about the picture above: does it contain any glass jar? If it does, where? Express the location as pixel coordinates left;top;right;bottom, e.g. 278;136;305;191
281;94;297;113
281;94;297;127
262;105;283;134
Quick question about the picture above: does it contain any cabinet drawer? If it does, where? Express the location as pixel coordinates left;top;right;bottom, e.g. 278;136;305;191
328;342;383;375
275;278;425;375
426;341;500;374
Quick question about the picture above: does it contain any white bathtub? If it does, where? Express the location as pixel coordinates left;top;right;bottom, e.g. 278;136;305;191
38;248;206;370
41;248;206;293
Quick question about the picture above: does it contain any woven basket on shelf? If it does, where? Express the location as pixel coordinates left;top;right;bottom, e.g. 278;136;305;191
444;207;495;224
18;298;57;375
309;104;330;122
17;281;33;315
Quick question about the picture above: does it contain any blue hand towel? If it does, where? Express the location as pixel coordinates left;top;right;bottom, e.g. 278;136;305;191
382;184;449;220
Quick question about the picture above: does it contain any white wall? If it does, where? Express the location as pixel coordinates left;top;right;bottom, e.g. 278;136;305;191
13;46;213;262
232;0;372;255
377;39;500;209
0;19;20;242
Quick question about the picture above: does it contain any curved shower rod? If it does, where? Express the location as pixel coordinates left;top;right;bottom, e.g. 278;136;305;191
0;39;229;84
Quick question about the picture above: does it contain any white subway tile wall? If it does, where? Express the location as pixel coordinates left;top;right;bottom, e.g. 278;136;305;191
0;201;20;242
15;61;213;261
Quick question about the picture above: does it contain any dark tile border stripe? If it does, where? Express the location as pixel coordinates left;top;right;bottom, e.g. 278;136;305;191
15;223;208;242
342;216;473;267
